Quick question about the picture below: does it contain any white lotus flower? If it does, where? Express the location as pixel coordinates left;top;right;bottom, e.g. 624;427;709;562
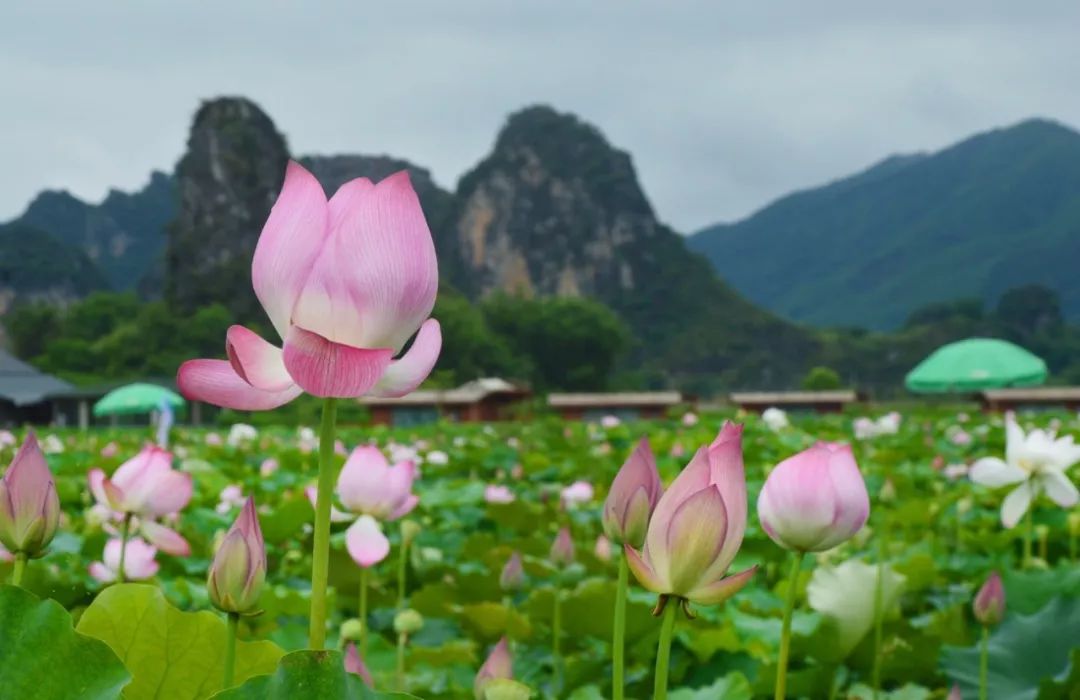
969;415;1080;528
807;558;905;660
761;407;789;432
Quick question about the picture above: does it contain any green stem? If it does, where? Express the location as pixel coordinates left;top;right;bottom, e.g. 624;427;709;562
308;397;338;649
552;584;562;692
612;554;629;700
979;625;989;700
1023;508;1033;569
359;566;369;656
653;598;678;700
396;632;407;691
117;513;132;584
223;612;239;688
775;551;805;700
11;552;27;587
397;538;407;610
871;519;889;698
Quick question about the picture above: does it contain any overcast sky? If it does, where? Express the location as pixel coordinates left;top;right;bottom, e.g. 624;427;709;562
3;2;1080;233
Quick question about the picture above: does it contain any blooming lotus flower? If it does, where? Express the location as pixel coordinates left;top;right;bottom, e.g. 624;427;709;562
426;450;449;466
41;434;64;454
500;551;525;591
89;537;159;582
550;527;574;567
806;558;905;660
177;162;441;409
344;642;374;688
337;446;418;520
216;485;245;514
973;571;1005;626
944;463;970;481
603;438;662;547
624;423;756;607
0;431;16;449
88;445;192;556
484;485;515;504
600;415;621;429
205;432;223;446
474;637;512;700
260;458;279;477
208;497;266;614
762;407;790;432
0;434;60;557
969;415;1080;527
346;515;390;568
560;480;594;508
227;423;258;447
757;443;870;553
681;412;699;427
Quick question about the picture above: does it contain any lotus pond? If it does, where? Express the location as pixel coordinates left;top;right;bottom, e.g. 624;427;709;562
1;407;1079;699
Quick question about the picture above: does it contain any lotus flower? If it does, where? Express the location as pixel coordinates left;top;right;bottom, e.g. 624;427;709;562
550;527;575;568
87;445;191;556
207;497;266;614
969;415;1080;527
762;407;790;432
602;437;662;547
973;571;1005;626
89;537;159;582
560;480;594;508
500;552;525;591
474;637;512;700
227;423;258;447
757;443;870;553
335;446;418;520
484;485;515;504
624;423;756;607
594;534;613;562
345;515;390;568
344;642;374;687
177;162;441;409
806;558;905;660
0;433;60;557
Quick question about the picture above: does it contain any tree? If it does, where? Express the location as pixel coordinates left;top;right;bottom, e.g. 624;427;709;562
995;285;1062;340
801;366;843;390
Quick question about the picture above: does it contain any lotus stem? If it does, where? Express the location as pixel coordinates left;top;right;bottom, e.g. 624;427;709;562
223;612;239;688
11;552;26;587
653;597;678;700
1022;508;1033;569
360;566;369;655
775;550;805;700
612;553;629;700
117;512;133;584
396;631;407;691
308;397;338;649
979;624;989;700
871;518;889;698
552;583;562;692
397;538;407;610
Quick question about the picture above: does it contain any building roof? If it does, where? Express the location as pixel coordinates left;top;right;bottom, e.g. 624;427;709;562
730;390;859;405
981;387;1080;401
0;351;76;406
548;391;683;408
358;378;530;407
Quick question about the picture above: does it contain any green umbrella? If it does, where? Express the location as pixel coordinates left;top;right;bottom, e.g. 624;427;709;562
905;338;1048;393
92;383;186;417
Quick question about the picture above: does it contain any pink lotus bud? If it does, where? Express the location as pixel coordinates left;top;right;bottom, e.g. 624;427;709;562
474;637;512;700
948;684;961;700
549;527;575;568
500;552;525;591
624;423;756;607
344;642;374;687
207;497;266;614
594;535;612;562
757;442;869;553
0;433;60;557
602;438;662;547
335;446;418;521
973;571;1005;626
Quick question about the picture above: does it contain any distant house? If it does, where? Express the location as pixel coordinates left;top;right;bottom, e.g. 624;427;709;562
980;387;1080;413
0;351;77;426
358;378;532;427
548;391;685;422
730;390;860;414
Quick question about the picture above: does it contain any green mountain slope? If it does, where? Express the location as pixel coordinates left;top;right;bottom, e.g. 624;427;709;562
0;223;108;310
688;118;1080;329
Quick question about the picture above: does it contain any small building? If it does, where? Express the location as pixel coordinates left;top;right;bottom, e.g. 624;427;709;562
358;378;531;427
730;390;860;414
548;391;684;422
0;350;77;427
980;387;1080;413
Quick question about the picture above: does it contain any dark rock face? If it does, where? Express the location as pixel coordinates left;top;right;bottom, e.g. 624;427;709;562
164;97;289;321
13;171;176;294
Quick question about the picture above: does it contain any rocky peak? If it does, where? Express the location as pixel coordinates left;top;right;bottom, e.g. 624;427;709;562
164;97;289;320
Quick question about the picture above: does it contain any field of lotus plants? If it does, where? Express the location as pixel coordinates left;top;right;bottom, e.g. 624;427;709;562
1;405;1079;699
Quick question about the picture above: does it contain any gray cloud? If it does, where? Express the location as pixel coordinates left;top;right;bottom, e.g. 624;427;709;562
2;1;1079;232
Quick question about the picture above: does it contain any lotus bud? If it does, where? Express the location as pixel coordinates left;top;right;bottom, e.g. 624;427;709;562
947;684;961;700
207;497;266;614
500;552;525;591
394;608;424;636
344;642;374;688
340;618;364;642
401;519;422;548
474;637;512;700
973;571;1005;627
602;438;662;547
549;527;574;568
482;679;532;700
0;433;60;557
594;535;613;563
757;442;870;553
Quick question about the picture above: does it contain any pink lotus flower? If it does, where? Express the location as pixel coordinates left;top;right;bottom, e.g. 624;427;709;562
550;527;575;568
625;423;756;607
205;432;223;446
344;642;374;688
474;637;512;699
207;497;266;614
216;484;245;514
948;684;961;700
0;433;60;557
973;571;1005;626
500;552;525;591
560;480;594;508
681;412;699;427
603;438;662;547
337;446;418;521
757;443;870;553
484;485;515;504
177;162;441;409
600;415;621;429
87;445;192;556
594;534;613;562
0;542;12;563
345;515;390;568
100;441;119;458
89;537;158;582
259;458;280;477
0;431;16;448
